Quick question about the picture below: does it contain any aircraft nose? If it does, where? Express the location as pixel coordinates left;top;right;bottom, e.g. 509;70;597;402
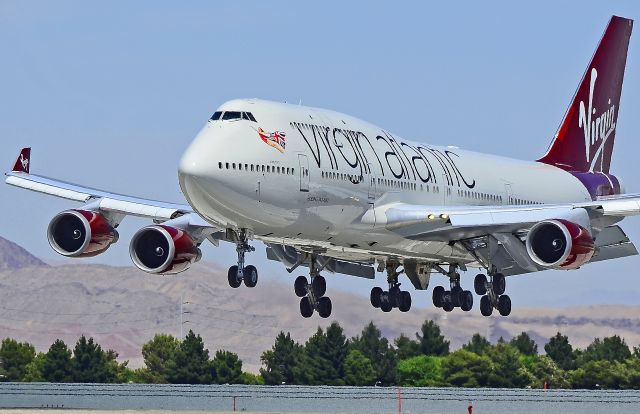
178;129;214;179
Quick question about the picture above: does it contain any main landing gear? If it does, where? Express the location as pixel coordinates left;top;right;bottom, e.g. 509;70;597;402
294;256;332;318
370;264;412;313
432;265;474;313
227;229;258;289
474;273;511;317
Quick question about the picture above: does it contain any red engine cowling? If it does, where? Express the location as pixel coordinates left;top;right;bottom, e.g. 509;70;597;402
129;225;201;275
525;219;595;269
47;210;118;257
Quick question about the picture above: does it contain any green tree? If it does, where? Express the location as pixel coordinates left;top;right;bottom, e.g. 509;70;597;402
260;332;302;385
579;336;631;365
343;349;376;386
441;349;492;387
544;333;575;371
212;350;243;384
416;320;449;356
0;338;36;381
23;353;45;382
240;372;264;385
487;343;531;388
462;334;491;355
525;355;570;389
295;323;348;385
71;335;116;383
394;334;421;360
42;339;72;382
141;334;180;383
350;322;397;385
396;355;443;386
569;360;630;389
167;330;212;384
510;332;538;356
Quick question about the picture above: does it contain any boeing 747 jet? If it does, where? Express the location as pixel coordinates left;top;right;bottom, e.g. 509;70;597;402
5;16;637;318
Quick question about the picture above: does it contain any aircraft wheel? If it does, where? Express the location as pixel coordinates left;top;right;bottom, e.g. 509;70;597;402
380;292;392;312
443;298;454;312
312;275;326;297
389;286;401;308
300;296;314;318
370;287;383;308
497;295;512;316
474;274;488;295
493;273;506;295
243;265;258;288
317;297;332;318
432;286;445;308
294;276;308;297
398;291;412;312
480;295;493;316
460;290;474;312
451;285;463;307
227;265;241;288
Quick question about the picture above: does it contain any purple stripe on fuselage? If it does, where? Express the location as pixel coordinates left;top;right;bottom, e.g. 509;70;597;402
570;171;621;200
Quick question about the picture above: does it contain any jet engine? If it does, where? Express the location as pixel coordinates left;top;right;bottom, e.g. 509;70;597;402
525;219;595;269
129;225;201;275
47;209;118;257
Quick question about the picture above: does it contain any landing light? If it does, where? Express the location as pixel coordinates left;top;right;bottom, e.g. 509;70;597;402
440;214;449;220
427;214;436;220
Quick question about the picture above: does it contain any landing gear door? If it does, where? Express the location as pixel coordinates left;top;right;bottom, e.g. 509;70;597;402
298;154;310;192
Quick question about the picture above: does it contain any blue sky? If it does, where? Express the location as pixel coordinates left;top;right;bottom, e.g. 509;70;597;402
1;0;639;307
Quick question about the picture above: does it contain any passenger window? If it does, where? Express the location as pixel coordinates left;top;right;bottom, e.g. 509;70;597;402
210;111;222;121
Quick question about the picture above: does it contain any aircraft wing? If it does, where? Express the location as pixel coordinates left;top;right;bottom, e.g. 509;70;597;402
5;148;213;229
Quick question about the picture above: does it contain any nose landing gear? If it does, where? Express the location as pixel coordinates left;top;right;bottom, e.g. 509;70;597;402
370;264;412;313
474;273;511;316
227;229;258;289
294;256;332;318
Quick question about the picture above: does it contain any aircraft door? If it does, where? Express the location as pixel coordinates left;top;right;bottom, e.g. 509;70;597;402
367;163;376;203
298;154;310;192
504;183;513;205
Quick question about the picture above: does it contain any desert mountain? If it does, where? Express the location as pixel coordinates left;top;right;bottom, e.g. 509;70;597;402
0;239;639;372
0;236;47;270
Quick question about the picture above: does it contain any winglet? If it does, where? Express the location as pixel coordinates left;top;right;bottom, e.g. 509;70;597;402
12;147;31;173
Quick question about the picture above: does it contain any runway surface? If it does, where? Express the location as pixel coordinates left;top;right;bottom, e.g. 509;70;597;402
1;383;639;413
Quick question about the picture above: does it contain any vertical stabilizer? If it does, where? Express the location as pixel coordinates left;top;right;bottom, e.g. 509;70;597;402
12;147;31;174
538;16;633;173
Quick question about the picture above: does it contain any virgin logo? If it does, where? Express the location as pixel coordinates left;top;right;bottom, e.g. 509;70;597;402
578;68;616;163
19;154;29;171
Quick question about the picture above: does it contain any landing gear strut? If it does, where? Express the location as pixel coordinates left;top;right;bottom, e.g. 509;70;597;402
294;255;332;318
432;264;474;313
227;229;258;289
370;263;412;313
475;272;511;316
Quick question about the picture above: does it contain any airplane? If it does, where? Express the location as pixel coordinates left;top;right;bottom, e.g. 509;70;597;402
5;16;637;319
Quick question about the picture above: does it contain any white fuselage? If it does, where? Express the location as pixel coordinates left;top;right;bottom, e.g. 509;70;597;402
178;99;592;265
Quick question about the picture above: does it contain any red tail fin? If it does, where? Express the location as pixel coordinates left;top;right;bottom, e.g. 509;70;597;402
538;16;633;173
12;147;31;173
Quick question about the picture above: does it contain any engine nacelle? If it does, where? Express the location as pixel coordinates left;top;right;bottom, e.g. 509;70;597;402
129;225;201;275
47;209;118;257
525;219;595;269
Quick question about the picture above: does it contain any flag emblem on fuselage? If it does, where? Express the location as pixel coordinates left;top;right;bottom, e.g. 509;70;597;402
258;127;286;153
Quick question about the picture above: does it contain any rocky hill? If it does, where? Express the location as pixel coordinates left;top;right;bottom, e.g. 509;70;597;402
0;236;47;270
0;239;639;372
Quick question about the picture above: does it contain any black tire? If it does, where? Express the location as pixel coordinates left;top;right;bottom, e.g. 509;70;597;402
243;265;258;288
317;297;332;318
389;286;401;308
399;291;412;312
380;292;392;312
294;276;308;297
480;295;493;316
312;275;326;297
474;274;488;295
432;286;445;308
443;298;454;312
493;273;506;295
497;295;512;316
370;287;383;308
451;285;463;307
300;296;313;318
460;290;473;312
227;265;241;288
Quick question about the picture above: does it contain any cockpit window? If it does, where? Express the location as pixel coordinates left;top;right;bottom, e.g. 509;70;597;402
210;111;222;121
246;112;257;122
222;111;242;120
